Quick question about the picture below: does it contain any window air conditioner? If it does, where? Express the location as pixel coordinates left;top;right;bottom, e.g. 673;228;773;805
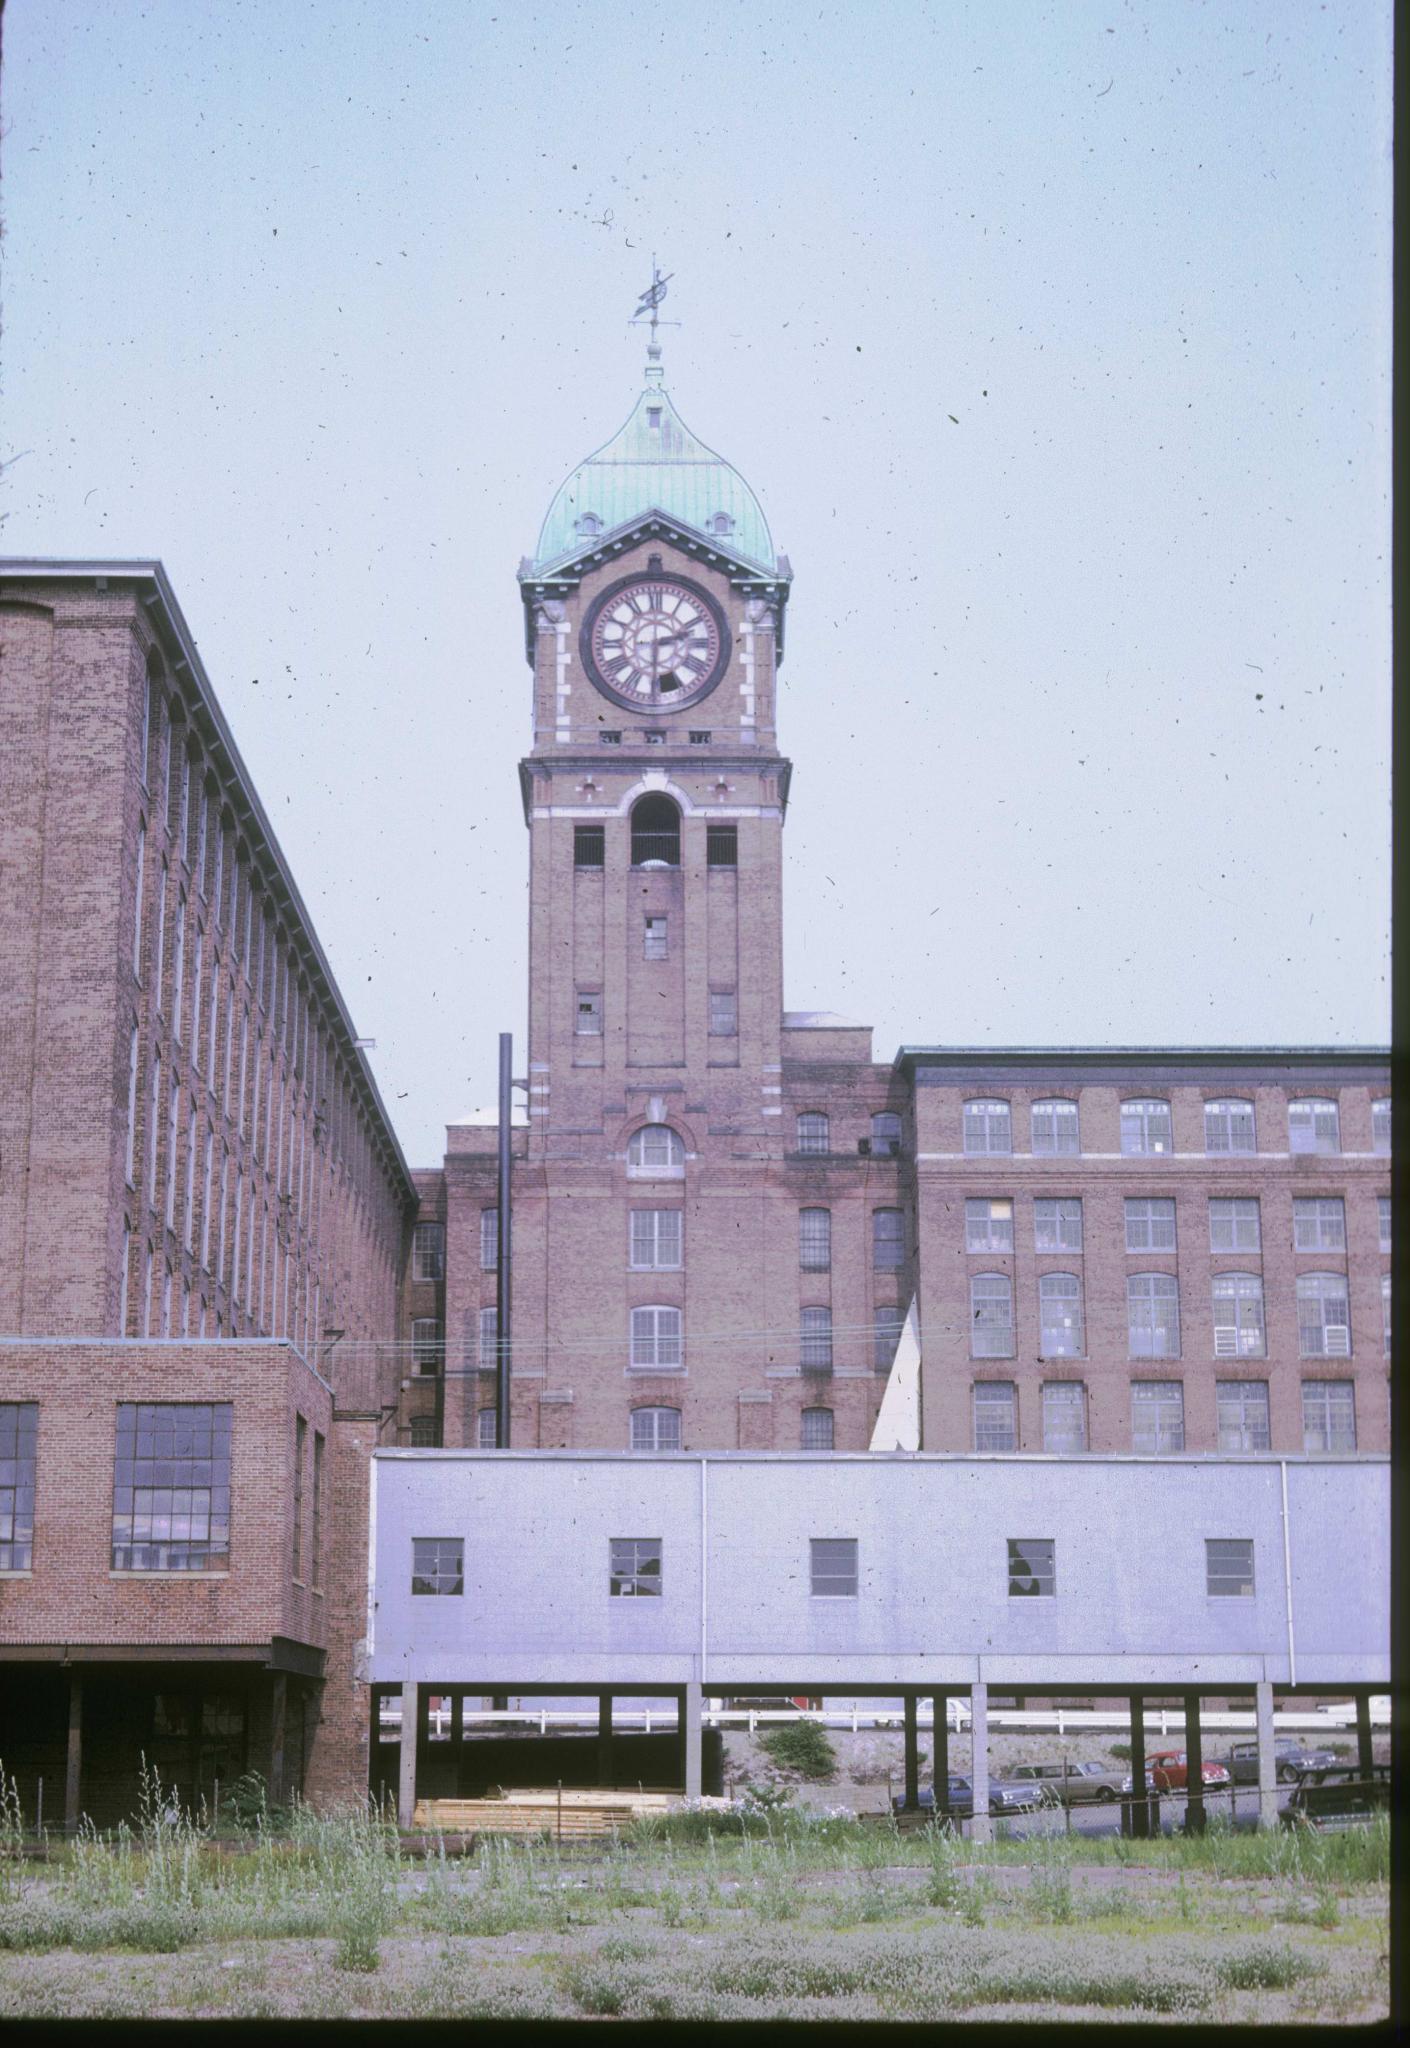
1214;1327;1238;1357
858;1138;871;1155
1325;1325;1351;1356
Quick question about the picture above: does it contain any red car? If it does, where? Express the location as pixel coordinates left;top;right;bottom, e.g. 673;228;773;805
1147;1749;1232;1792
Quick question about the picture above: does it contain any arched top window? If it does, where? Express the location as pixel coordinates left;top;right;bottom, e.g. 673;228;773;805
1289;1098;1340;1155
1371;1098;1391;1152
1031;1099;1080;1155
627;1123;685;1175
574;512;603;536
1205;1098;1256;1155
708;511;735;536
964;1100;1012;1155
630;793;680;867
630;1405;681;1452
1121;1099;1172;1155
796;1111;830;1155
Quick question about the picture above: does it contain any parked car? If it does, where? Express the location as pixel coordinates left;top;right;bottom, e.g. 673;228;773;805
1120;1770;1158;1795
1225;1738;1339;1785
891;1776;1040;1819
1008;1760;1126;1806
1281;1764;1391;1832
1146;1749;1232;1792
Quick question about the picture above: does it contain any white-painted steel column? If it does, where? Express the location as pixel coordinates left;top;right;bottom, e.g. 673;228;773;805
398;1682;419;1829
1254;1680;1278;1831
683;1681;703;1801
969;1682;991;1842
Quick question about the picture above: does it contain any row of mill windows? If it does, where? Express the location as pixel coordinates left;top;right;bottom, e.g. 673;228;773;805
965;1194;1390;1255
960;1096;1388;1157
966;1269;1386;1360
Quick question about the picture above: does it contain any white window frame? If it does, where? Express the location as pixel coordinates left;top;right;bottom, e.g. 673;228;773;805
630;1406;681;1452
800;1305;833;1373
965;1198;1013;1253
795;1111;830;1155
1378;1195;1391;1254
1124;1197;1175;1253
476;1406;497;1449
643;914;668;961
1038;1272;1084;1357
627;1124;685;1176
1121;1098;1172;1155
1301;1378;1356;1453
480;1209;499;1271
799;1207;831;1272
1030;1099;1079;1155
973;1380;1017;1452
1215;1379;1271;1453
413;1221;446;1282
1210;1198;1261;1253
1212;1272;1267;1358
964;1099;1012;1156
872;1207;905;1270
1034;1197;1083;1253
1205;1098;1256;1155
1127;1273;1181;1359
970;1274;1015;1359
412;1318;443;1374
1131;1380;1185;1453
1371;1097;1391;1153
478;1305;499;1368
1289;1098;1339;1155
1040;1381;1087;1453
630;1209;682;1271
575;990;603;1035
1293;1197;1346;1252
801;1406;835;1450
1296;1272;1351;1358
630;1305;683;1371
708;989;738;1036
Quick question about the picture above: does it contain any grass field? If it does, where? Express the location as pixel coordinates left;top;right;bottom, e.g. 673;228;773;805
0;1768;1389;2022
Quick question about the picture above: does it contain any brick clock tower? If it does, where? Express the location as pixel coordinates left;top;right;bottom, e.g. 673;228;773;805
428;339;906;1456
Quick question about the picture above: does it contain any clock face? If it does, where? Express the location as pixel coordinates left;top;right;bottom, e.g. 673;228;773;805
581;574;730;711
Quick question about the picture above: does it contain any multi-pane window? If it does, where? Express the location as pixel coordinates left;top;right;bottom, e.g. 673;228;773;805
708;990;738;1036
1289;1098;1339;1155
627;1124;685;1173
1122;1098;1172;1155
796;1111;830;1155
480;1208;499;1270
112;1403;231;1571
630;1406;681;1452
573;824;605;868
311;1431;324;1584
412;1319;444;1373
576;991;603;1034
631;1209;682;1270
409;1415;438;1447
1371;1098;1391;1153
800;1306;834;1373
1215;1379;1271;1452
643;914;669;960
1039;1274;1083;1355
411;1537;463;1596
1041;1381;1087;1453
1297;1273;1351;1357
799;1207;831;1271
476;1406;498;1449
964;1099;1012;1155
809;1536;858;1597
1034;1198;1083;1253
970;1275;1015;1358
1124;1198;1175;1252
1031;1100;1079;1155
1382;1272;1391;1355
0;1404;38;1571
1302;1379;1356;1453
1205;1099;1256;1154
1206;1538;1255;1597
870;1112;902;1155
965;1198;1013;1252
609;1536;662;1597
1008;1537;1056;1596
1210;1198;1261;1253
1294;1198;1346;1251
872;1208;904;1269
1128;1274;1181;1359
973;1380;1017;1452
630;1306;682;1370
1131;1381;1185;1454
1379;1196;1392;1254
873;1304;905;1372
412;1222;445;1281
705;823;737;866
1212;1273;1266;1358
478;1305;499;1368
801;1407;835;1450
292;1414;306;1579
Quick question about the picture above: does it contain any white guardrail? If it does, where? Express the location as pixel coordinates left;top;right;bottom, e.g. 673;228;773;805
380;1698;1389;1739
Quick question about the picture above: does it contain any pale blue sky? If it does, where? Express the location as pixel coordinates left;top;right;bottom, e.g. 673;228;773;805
3;0;1391;1164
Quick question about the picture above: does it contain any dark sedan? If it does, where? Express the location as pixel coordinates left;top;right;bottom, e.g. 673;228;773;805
892;1775;1042;1818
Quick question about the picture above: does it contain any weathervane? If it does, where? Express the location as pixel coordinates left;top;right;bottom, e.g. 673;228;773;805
629;258;679;351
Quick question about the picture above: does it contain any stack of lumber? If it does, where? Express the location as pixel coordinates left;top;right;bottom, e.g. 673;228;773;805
411;1786;677;1838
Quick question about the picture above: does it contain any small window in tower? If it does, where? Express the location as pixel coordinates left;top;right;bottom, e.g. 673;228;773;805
706;824;738;867
644;915;668;960
647;407;662;429
689;730;712;746
709;990;737;1036
574;825;605;868
576;991;603;1035
598;730;622;746
709;512;735;536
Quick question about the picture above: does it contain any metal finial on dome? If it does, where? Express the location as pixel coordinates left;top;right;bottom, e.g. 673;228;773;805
631;258;677;383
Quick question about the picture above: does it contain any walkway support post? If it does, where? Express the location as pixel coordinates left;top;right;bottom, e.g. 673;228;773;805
682;1682;702;1802
495;1031;513;1448
1128;1693;1149;1839
1355;1691;1374;1788
1183;1691;1205;1835
398;1682;419;1829
269;1672;287;1806
932;1695;949;1819
598;1694;614;1787
65;1678;83;1834
1255;1680;1278;1831
969;1682;990;1842
902;1693;919;1809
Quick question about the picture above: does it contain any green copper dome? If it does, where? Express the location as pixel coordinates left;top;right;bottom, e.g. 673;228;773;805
531;352;777;576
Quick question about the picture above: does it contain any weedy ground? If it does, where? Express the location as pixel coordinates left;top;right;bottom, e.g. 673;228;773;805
0;1763;1389;2022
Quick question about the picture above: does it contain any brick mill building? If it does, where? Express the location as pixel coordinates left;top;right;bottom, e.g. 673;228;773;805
0;344;1391;1819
